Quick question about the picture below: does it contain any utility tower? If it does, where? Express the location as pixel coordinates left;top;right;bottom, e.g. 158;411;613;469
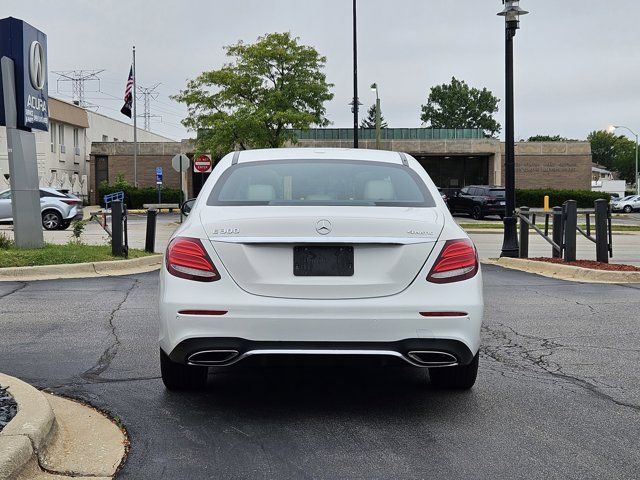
52;70;105;108
137;83;161;131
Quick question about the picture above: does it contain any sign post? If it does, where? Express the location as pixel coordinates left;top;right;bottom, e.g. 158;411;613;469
171;154;190;223
0;18;49;248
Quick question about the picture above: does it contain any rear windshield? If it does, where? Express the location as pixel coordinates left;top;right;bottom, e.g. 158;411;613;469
208;160;435;207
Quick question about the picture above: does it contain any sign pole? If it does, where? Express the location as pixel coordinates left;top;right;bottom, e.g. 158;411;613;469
180;156;184;224
1;57;43;248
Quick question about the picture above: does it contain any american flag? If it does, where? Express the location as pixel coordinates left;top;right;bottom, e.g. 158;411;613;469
120;66;133;118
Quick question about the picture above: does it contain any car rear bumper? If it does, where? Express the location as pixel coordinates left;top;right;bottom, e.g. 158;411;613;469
167;337;476;368
482;205;506;215
159;267;484;366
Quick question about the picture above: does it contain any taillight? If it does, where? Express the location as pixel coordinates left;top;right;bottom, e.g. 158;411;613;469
166;237;220;282
427;239;478;284
61;199;80;205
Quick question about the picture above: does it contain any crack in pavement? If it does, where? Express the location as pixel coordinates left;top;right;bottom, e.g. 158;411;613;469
481;322;640;413
0;282;27;300
81;279;139;382
44;376;162;390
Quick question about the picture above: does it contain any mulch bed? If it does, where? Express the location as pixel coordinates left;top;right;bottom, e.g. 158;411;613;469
529;258;640;272
0;386;17;431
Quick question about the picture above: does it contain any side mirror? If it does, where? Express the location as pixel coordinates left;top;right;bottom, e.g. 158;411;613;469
181;198;196;216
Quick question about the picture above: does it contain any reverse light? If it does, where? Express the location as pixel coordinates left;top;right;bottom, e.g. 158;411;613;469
427;239;478;284
166;237;220;282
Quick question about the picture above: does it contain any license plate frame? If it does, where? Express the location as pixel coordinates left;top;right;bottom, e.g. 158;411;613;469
293;246;354;277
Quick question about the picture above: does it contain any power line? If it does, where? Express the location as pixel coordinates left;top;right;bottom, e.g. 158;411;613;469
137;83;161;131
52;69;105;108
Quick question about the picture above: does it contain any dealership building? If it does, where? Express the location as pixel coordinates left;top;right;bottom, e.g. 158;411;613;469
0;97;173;199
88;128;592;204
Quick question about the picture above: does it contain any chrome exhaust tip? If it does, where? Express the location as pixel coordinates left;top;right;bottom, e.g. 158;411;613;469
407;351;458;367
187;350;239;366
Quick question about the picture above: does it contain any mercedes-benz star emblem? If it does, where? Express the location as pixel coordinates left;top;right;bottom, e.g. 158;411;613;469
315;219;332;235
29;41;46;91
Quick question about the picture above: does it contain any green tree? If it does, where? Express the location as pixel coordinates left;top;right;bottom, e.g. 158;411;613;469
420;77;501;136
360;104;388;129
588;130;636;182
174;32;334;153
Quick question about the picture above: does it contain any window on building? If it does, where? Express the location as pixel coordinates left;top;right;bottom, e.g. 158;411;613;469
102;135;108;142
73;128;80;156
113;137;118;142
50;123;56;153
59;125;65;153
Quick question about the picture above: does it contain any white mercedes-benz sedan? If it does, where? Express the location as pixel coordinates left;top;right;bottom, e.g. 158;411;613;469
159;148;483;391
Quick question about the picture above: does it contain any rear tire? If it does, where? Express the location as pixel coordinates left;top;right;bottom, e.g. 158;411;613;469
42;210;62;230
160;349;208;391
58;220;71;230
623;205;633;213
429;352;479;390
472;206;484;220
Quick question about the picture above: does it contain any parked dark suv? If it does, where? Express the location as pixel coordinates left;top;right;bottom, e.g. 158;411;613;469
448;185;506;220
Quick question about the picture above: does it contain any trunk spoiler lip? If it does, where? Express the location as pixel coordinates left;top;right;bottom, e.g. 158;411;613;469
207;236;439;245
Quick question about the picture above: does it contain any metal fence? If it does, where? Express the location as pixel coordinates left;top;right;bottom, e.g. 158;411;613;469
517;199;612;263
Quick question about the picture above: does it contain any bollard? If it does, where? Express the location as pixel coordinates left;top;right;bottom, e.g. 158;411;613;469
544;195;550;212
552;206;563;258
145;209;158;253
519;206;529;258
111;200;123;257
594;199;609;263
563;200;577;262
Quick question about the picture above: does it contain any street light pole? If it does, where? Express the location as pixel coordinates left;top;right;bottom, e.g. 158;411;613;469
498;0;528;258
371;83;381;150
353;0;359;148
610;125;639;195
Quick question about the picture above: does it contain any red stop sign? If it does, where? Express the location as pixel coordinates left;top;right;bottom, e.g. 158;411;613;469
194;154;212;173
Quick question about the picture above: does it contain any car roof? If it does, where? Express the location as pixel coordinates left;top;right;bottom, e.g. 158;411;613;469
40;187;63;195
231;148;407;164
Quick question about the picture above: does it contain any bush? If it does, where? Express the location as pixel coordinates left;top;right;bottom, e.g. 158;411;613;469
0;233;14;249
98;183;182;209
516;189;611;209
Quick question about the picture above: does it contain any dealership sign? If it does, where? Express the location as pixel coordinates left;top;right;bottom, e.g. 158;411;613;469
0;17;49;131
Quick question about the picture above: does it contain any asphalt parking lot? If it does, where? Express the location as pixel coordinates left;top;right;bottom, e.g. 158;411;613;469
0;266;638;479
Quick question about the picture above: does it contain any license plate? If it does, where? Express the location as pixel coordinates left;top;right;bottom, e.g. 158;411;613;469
500;201;505;206
294;246;354;276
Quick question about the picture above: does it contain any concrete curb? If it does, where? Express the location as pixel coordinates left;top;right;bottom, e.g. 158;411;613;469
0;373;55;480
0;255;163;282
482;257;640;283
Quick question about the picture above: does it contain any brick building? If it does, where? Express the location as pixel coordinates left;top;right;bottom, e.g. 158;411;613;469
89;129;592;204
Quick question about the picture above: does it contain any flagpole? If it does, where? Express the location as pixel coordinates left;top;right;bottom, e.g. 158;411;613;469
132;46;138;187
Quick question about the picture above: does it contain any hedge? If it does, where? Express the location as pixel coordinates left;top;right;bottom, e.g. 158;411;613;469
516;189;611;209
98;184;182;209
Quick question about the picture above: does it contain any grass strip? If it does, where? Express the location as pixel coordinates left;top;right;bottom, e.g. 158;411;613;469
0;243;151;268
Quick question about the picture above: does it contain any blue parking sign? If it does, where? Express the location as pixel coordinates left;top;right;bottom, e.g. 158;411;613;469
155;167;163;185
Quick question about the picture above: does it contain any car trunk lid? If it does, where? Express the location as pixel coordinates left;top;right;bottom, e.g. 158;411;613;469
199;206;444;299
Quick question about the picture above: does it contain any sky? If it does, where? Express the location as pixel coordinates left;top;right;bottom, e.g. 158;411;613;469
4;0;640;142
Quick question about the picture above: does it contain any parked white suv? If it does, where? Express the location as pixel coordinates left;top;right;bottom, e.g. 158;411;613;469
159;148;483;391
612;195;640;213
0;187;83;230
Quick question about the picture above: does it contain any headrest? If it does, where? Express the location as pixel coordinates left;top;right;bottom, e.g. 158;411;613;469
247;184;276;201
363;180;395;201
